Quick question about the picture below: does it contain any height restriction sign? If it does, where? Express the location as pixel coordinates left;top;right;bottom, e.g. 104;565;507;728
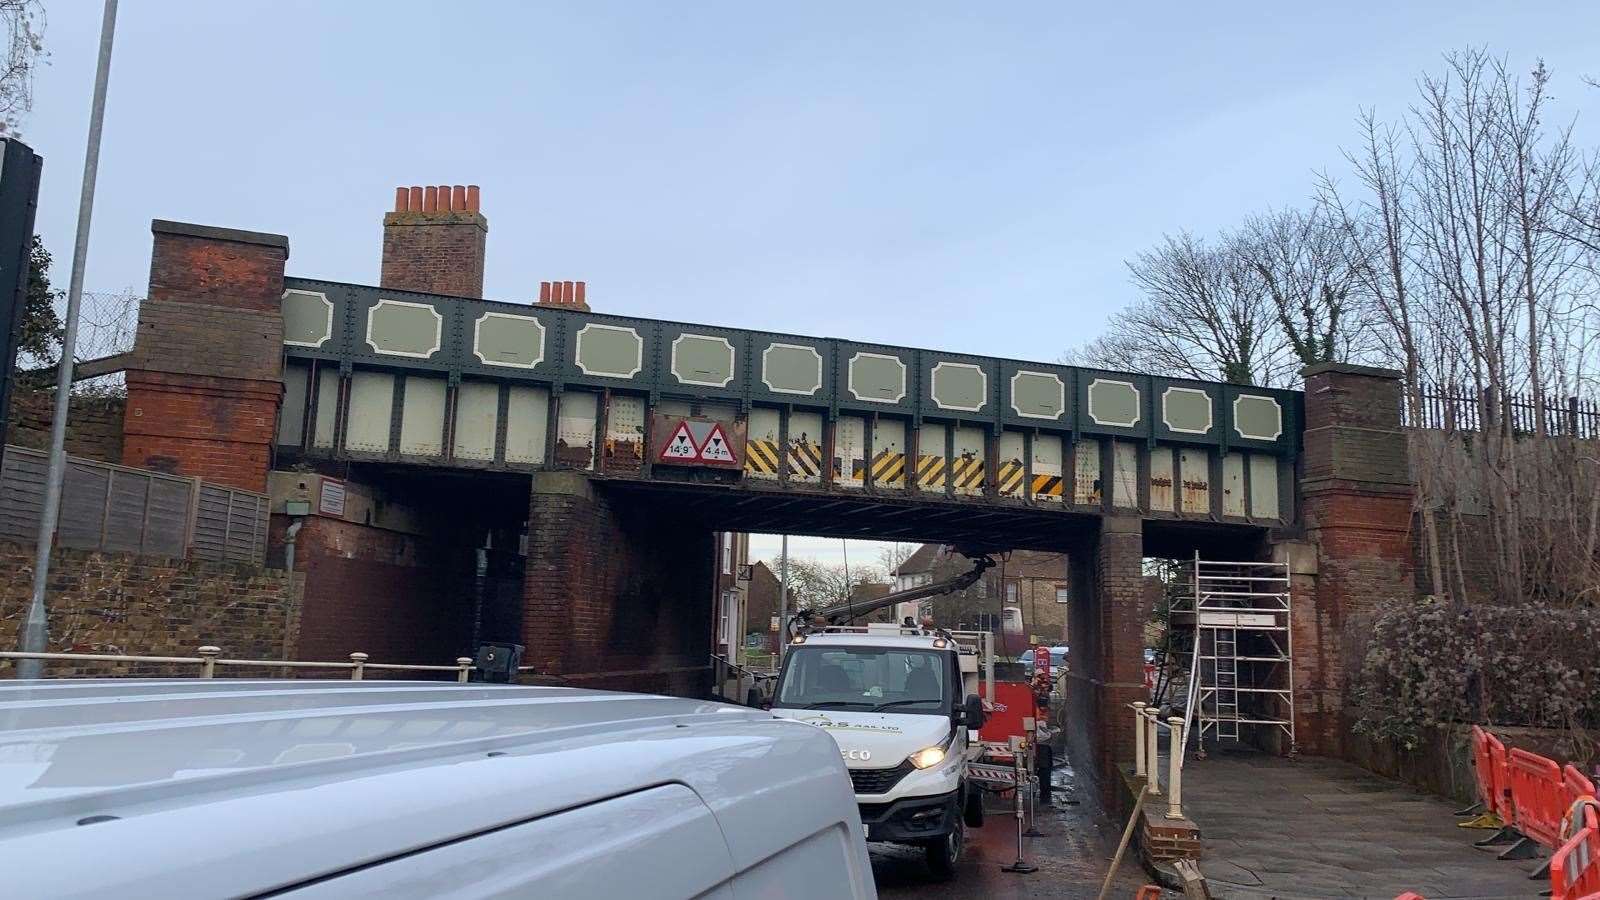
651;415;745;469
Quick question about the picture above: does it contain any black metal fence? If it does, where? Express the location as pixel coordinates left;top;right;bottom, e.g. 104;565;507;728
1404;387;1600;439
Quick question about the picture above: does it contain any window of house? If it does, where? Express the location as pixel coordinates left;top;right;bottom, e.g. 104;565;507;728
1055;583;1069;604
718;589;733;644
721;533;733;575
1005;581;1018;603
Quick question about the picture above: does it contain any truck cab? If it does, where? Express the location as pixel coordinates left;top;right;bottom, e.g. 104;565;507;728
771;624;988;879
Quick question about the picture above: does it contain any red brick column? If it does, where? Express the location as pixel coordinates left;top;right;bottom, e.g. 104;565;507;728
1064;515;1150;802
1293;362;1414;755
523;472;716;696
122;220;288;492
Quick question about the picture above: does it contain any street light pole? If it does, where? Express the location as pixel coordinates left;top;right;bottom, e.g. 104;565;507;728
18;0;119;679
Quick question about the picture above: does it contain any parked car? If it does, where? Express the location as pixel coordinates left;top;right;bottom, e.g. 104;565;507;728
1022;645;1069;676
0;679;877;899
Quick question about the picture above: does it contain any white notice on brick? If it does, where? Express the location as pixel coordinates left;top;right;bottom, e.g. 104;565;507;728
319;479;347;517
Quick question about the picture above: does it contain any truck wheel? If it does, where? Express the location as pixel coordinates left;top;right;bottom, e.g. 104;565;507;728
924;817;963;880
963;785;985;828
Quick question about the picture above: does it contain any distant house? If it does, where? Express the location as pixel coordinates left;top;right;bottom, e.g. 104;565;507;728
891;544;1069;644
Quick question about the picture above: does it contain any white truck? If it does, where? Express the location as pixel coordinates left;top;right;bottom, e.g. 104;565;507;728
771;556;995;880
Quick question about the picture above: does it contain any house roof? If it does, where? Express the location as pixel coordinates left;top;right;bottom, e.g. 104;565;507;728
890;543;942;577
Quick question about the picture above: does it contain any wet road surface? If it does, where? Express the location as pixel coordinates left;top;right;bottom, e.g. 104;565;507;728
873;757;1149;898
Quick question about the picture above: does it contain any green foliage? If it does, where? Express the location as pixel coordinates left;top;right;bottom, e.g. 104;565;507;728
15;233;59;367
1351;600;1600;749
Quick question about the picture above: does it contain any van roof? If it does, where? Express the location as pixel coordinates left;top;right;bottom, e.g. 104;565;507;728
801;632;955;651
0;679;851;896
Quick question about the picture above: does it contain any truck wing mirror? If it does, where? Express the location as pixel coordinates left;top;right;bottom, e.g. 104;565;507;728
960;693;986;729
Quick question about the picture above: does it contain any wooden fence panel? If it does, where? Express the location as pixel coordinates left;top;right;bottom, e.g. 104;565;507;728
0;445;266;563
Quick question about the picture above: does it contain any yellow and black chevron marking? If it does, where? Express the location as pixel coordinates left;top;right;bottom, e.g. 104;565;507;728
916;454;946;490
787;441;823;480
951;455;986;491
871;451;906;487
997;459;1025;496
745;439;780;477
1032;472;1064;500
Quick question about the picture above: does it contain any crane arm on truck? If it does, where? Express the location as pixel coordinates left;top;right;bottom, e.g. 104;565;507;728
785;553;994;641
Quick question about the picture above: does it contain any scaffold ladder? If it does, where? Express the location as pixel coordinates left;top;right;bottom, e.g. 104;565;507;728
1172;554;1295;756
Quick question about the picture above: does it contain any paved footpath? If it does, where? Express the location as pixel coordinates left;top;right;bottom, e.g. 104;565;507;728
1183;750;1543;899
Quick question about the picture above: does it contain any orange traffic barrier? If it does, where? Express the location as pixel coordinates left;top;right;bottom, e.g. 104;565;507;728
1460;726;1505;829
1567;765;1597;809
1134;887;1162;899
1508;748;1567;849
1394;893;1427;899
1550;804;1599;900
1487;732;1515;825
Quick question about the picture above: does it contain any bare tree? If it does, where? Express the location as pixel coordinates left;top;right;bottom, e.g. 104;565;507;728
0;1;44;137
1238;207;1371;368
1324;50;1600;606
1073;232;1293;386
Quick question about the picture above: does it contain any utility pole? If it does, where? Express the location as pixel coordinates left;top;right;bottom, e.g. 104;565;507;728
777;534;789;665
19;0;119;679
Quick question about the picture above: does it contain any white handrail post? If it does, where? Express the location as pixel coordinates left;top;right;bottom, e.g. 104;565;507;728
1145;709;1162;796
349;652;368;681
1132;702;1148;777
197;646;220;679
1166;716;1184;819
456;657;474;683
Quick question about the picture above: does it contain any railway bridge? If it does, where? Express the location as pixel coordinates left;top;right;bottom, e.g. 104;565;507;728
118;187;1414;796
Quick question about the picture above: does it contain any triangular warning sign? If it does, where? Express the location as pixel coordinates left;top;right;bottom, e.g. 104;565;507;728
697;423;736;463
660;422;699;460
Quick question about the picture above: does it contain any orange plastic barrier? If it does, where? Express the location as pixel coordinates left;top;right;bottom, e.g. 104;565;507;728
1550;804;1599;900
1486;732;1515;824
1469;726;1498;815
1568;765;1597;808
1508;748;1566;849
1394;893;1427;900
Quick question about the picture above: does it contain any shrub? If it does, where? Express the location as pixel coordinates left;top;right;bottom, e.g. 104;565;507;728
1350;600;1600;750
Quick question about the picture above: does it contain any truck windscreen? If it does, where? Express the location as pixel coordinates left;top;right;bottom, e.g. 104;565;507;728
774;647;948;714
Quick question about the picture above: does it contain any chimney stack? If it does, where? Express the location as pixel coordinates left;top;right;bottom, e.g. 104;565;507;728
537;280;590;312
380;184;487;298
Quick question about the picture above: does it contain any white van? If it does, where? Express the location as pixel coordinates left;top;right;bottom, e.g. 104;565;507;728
0;679;876;900
770;625;988;880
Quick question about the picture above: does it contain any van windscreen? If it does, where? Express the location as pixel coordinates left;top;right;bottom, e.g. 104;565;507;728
773;647;948;715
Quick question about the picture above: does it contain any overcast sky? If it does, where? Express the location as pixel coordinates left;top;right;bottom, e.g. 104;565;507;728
25;2;1600;568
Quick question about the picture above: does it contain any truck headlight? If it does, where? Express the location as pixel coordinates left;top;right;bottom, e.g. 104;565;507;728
908;745;947;769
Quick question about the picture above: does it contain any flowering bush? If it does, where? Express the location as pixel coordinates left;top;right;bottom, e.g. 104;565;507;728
1350;600;1600;750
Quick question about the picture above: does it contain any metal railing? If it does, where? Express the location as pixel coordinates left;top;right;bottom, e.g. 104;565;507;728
711;653;775;705
1404;387;1600;439
1132;701;1187;821
0;646;478;682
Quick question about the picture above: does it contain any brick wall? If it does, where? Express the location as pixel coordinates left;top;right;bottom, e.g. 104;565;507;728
1064;517;1149;804
122;220;288;492
5;383;124;463
1292;363;1416;755
268;515;510;667
381;185;487;298
523;473;714;697
0;538;300;676
123;371;279;488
